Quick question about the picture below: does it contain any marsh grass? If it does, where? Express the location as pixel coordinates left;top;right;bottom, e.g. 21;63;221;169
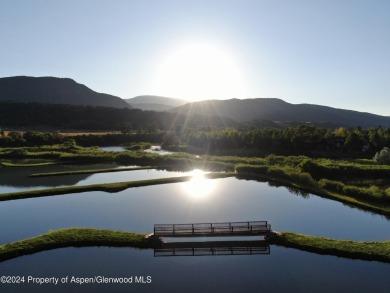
0;228;155;262
29;166;155;177
2;145;389;215
0;161;57;167
235;164;390;217
272;232;390;263
1;228;389;263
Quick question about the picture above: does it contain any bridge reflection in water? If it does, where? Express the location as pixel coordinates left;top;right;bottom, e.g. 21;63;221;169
154;240;270;257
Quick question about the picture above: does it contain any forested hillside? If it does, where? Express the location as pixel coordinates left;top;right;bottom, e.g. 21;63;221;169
0;76;130;109
172;98;390;127
0;102;237;131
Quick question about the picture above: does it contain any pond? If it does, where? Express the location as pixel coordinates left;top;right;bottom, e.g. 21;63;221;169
98;145;174;155
1;167;390;291
98;146;127;152
0;165;196;193
1;176;390;245
1;246;390;293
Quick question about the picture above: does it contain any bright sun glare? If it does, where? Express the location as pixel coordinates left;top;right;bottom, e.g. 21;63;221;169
182;169;216;200
152;43;246;101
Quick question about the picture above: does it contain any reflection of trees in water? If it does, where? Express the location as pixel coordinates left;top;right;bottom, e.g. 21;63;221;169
285;186;310;198
236;174;310;198
266;181;310;198
236;172;390;220
235;174;267;183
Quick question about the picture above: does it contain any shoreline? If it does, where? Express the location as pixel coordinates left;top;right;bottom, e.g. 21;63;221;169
1;228;389;263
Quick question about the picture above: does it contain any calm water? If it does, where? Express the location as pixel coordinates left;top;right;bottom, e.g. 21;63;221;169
0;165;194;193
73;169;194;186
99;146;126;152
99;145;173;155
1;246;389;293
1;177;390;244
144;145;173;155
1;166;390;291
0;163;120;192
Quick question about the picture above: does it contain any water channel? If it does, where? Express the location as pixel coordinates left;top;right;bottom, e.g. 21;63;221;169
1;165;389;291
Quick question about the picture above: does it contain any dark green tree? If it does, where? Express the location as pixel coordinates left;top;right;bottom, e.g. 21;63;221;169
344;131;367;152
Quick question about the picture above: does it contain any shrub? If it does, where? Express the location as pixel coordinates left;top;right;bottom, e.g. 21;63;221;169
368;185;383;198
288;171;316;186
235;164;268;174
374;147;390;164
8;148;28;157
265;154;283;165
318;179;345;192
267;167;289;179
124;142;152;151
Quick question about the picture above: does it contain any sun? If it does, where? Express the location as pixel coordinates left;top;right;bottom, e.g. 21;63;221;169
182;169;216;200
152;42;246;101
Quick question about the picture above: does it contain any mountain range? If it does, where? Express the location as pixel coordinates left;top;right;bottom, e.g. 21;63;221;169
170;98;390;128
1;76;390;128
125;95;189;111
0;76;130;109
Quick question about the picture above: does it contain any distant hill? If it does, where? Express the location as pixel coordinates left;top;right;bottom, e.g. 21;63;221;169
0;76;131;109
126;95;189;111
171;98;390;127
0;101;238;130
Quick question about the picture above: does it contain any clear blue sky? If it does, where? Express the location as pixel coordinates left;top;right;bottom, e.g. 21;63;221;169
1;0;389;115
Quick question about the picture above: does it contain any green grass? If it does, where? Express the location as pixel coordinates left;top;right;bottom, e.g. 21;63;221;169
29;166;155;177
1;228;389;263
0;228;157;262
271;232;390;263
2;145;390;263
0;161;57;167
0;173;235;202
317;188;390;217
3;145;390;216
0;145;234;172
123;142;152;151
236;164;390;217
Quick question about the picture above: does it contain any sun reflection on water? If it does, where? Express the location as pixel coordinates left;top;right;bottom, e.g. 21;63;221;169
182;169;216;200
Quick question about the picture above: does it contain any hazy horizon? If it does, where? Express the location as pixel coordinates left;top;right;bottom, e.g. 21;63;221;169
1;1;389;115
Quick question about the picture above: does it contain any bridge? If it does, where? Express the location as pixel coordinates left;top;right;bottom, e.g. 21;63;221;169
152;221;271;238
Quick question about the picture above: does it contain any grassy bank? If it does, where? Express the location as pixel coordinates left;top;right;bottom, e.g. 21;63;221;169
1;228;389;263
0;228;157;262
0;161;57;167
0;145;234;172
272;232;390;263
0;173;235;202
2;145;390;216
29;166;155;177
237;172;390;218
236;164;390;217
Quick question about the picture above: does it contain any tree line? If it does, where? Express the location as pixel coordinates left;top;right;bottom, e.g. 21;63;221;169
181;125;390;156
0;131;164;148
1;125;390;159
0;101;235;132
1;101;390;158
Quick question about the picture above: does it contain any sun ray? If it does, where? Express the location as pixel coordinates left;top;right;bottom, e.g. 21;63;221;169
152;42;246;101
